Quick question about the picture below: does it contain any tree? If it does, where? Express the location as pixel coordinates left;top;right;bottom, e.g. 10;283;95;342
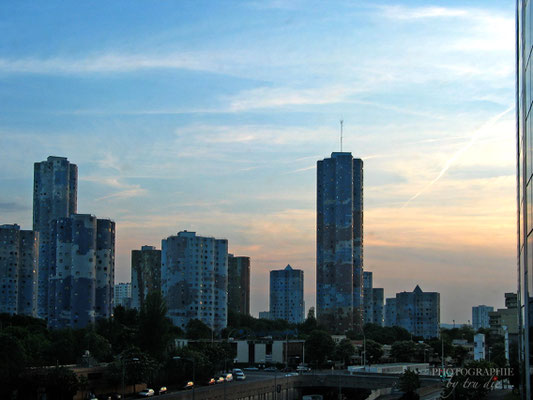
453;345;469;367
391;341;415;362
398;369;420;400
82;330;112;362
366;339;383;363
44;366;80;400
305;330;335;367
334;339;355;365
0;332;27;397
138;291;173;360
186;319;213;340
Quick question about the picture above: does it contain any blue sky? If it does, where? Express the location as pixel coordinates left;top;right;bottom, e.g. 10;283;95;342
0;0;516;323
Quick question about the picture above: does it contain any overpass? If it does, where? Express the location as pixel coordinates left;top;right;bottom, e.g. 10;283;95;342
160;372;443;400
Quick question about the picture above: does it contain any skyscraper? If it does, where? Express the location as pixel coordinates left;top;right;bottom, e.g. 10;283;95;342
161;231;228;331
114;282;132;308
228;254;250;315
316;152;363;333
472;305;493;330
0;224;39;316
269;265;304;324
372;288;384;327
363;271;373;324
384;298;397;327
131;245;162;310
395;285;440;339
48;214;115;329
517;2;533;396
33;156;77;319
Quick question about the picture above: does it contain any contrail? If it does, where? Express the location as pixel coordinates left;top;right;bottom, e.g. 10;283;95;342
402;105;514;208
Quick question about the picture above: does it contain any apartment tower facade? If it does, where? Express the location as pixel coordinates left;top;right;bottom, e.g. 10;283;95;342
316;152;363;333
33;156;77;319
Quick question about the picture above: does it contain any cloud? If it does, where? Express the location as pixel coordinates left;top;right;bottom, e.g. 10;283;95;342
81;176;147;201
0;52;213;75
380;5;469;20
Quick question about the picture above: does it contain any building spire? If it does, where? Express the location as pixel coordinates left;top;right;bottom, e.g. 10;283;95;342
340;119;344;152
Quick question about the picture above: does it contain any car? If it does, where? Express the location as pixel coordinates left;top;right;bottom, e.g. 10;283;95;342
296;365;311;373
243;366;259;371
100;394;121;400
158;387;167;395
183;381;194;390
216;376;225;384
264;367;278;372
224;373;233;382
233;369;246;381
137;389;155;397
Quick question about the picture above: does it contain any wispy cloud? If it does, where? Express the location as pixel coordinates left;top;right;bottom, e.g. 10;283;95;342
402;105;514;207
380;5;469;20
82;176;147;201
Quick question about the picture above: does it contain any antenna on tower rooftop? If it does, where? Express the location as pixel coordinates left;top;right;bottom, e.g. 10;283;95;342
340;119;344;152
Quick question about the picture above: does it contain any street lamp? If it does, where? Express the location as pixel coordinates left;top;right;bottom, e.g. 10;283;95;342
174;356;196;400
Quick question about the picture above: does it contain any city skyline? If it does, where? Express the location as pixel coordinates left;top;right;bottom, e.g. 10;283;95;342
0;1;516;323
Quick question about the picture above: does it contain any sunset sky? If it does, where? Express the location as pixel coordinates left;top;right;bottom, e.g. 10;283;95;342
0;0;516;323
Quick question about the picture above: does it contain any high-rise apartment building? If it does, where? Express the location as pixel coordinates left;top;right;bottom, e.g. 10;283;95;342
114;282;132;308
0;224;39;316
518;2;533;396
395;285;440;339
131;245;161;310
316;152;363;333
269;265;304;324
472;305;494;330
363;271;373;324
372;288;384;327
33;156;77;319
161;231;228;331
228;254;250;315
384;298;397;327
48;214;115;329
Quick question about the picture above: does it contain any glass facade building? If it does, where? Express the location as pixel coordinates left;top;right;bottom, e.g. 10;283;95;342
316;152;363;333
269;265;304;324
518;1;533;397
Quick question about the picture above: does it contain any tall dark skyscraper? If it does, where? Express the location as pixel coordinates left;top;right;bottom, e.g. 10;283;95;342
316;152;363;333
33;156;78;319
518;2;533;397
228;254;250;315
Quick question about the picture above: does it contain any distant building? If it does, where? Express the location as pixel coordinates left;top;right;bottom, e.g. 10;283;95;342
316;152;363;333
33;156;78;319
472;305;493;330
114;283;132;308
269;265;305;324
228;254;250;315
0;224;39;316
131;245;161;310
489;293;518;337
372;288;384;327
474;333;485;361
395;285;440;339
48;214;115;329
363;271;373;324
385;298;397;327
258;311;271;320
161;231;228;331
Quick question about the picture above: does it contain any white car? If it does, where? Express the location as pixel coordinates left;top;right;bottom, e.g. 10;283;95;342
233;369;246;380
137;388;155;397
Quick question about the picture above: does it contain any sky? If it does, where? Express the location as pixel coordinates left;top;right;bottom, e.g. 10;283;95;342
0;0;517;323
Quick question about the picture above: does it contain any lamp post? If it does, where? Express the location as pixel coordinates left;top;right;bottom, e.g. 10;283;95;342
174;356;196;400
